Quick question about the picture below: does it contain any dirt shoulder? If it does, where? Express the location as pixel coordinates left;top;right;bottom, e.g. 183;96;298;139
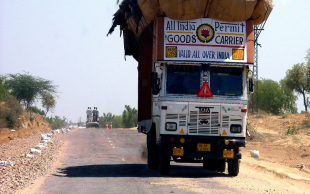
0;113;52;144
0;113;70;194
241;113;310;182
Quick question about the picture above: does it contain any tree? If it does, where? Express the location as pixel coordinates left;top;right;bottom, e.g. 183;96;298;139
42;93;56;117
283;63;310;112
0;76;8;101
305;48;310;63
28;106;45;116
5;73;58;110
45;115;67;129
249;79;297;115
99;112;123;128
279;79;298;113
122;105;138;128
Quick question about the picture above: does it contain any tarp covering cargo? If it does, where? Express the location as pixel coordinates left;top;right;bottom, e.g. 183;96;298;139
107;0;273;60
138;0;273;24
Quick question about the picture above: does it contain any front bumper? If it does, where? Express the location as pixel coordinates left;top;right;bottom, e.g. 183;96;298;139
160;135;246;159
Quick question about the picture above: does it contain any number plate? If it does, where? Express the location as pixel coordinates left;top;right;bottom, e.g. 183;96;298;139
223;150;234;158
197;143;211;152
173;148;184;156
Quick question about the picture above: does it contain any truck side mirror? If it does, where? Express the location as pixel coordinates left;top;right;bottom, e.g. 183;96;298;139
249;78;254;93
151;72;160;95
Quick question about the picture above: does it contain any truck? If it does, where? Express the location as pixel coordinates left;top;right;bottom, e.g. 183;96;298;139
133;17;254;176
108;1;263;176
86;108;99;128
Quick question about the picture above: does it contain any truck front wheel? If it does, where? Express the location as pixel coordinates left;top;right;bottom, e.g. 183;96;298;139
147;130;159;169
228;159;239;176
159;146;170;175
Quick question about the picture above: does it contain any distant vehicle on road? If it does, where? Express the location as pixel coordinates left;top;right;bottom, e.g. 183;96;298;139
86;107;99;128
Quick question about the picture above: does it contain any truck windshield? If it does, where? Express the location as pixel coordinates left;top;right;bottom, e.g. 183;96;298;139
166;65;200;94
210;67;243;96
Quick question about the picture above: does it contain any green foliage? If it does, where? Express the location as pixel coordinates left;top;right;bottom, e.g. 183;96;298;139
0;95;23;128
42;93;56;116
0;76;8;101
285;126;298;135
28;106;45;116
98;105;138;128
23;111;35;122
45;116;67;129
250;79;297;115
305;48;310;65
122;105;138;128
5;72;58;110
99;112;123;128
282;63;310;112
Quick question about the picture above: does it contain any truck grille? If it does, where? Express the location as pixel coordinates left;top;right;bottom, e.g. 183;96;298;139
188;111;220;135
166;114;187;127
221;116;242;128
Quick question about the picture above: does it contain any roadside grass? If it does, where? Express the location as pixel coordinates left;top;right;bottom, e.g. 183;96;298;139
285;126;299;135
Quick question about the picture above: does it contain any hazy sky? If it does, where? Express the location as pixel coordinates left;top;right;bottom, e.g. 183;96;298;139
1;0;309;122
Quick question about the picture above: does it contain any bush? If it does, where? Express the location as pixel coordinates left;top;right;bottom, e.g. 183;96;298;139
281;112;291;119
0;95;23;128
285;126;298;135
28;106;45;116
303;120;310;128
4;110;15;128
23;111;35;122
45;116;67;129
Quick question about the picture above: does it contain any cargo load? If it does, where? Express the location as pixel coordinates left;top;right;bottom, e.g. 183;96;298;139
138;0;273;25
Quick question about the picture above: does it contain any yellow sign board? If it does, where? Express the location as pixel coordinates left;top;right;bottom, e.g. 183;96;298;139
232;49;244;60
173;148;184;156
223;150;234;158
197;143;211;151
166;46;177;58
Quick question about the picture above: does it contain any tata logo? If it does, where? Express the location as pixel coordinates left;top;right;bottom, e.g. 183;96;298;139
196;24;215;43
200;107;210;113
196;107;213;113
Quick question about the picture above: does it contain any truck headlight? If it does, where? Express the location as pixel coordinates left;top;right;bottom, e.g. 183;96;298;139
230;124;242;133
166;122;177;131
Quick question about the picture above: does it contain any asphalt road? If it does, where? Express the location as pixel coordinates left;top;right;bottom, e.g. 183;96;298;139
37;128;306;194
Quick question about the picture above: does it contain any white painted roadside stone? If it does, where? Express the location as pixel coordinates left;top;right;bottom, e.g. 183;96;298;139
39;143;47;147
34;144;46;149
42;139;53;144
30;148;41;154
250;150;260;158
26;154;34;158
0;157;14;166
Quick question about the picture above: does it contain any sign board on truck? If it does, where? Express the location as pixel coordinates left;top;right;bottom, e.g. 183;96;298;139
164;18;248;63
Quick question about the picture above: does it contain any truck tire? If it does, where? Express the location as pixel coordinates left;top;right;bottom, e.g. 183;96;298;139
228;159;239;176
147;130;159;169
203;158;216;171
159;146;170;175
216;159;226;173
